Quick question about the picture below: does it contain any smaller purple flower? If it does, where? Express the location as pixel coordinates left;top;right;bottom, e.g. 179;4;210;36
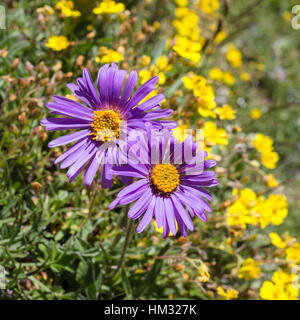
109;127;218;237
41;63;176;188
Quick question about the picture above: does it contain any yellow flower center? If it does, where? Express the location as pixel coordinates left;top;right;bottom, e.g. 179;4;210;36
90;110;121;142
151;164;180;194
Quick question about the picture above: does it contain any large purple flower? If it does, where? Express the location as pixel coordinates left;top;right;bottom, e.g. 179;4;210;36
109;127;218;237
41;63;176;188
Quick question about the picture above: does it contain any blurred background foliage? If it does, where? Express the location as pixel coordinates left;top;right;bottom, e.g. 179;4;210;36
0;0;299;300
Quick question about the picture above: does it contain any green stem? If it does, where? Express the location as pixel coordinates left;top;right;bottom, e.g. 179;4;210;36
110;219;134;278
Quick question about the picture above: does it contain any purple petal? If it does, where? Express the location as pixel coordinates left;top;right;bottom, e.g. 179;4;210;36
120;70;138;107
82;68;101;107
128;190;152;219
46;101;93;121
60;141;94;169
54;138;89;165
48;129;91;148
118;179;148;198
66;144;97;180
164;197;177;236
124;76;159;112
97;64;110;106
140;109;173;121
100;163;113;189
67;83;93;107
171;194;194;231
112;69;127;104
136;196;155;233
154;196;164;229
41;118;91;131
84;153;101;186
133;94;165;113
181;184;213;202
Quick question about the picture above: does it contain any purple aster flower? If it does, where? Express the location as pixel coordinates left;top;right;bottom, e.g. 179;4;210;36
41;63;176;188
109;127;218;237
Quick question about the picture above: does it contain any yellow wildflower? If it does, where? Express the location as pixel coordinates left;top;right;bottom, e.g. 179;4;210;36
286;243;300;264
252;133;273;153
56;1;81;18
209;67;223;81
215;104;236;120
153;21;160;29
175;0;188;6
260;269;299;300
139;55;151;67
214;30;227;44
204;121;228;146
251;108;262;119
269;232;292;249
93;0;125;15
227;189;287;230
238;258;261;280
227;188;258;229
173;36;202;63
264;174;278;188
240;71;251;82
265;194;288;226
261;151;279;169
226;43;242;68
156;55;172;72
173;7;201;41
172;125;188;142
46;36;70;51
198;0;220;15
198;264;210;283
96;46;124;64
222;71;235;86
183;73;216;117
138;58;170;86
217;286;238;300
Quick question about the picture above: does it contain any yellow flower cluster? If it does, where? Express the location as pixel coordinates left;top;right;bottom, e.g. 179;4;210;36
208;67;235;86
226;43;242;68
215;104;236;120
173;5;204;63
270;232;300;265
260;269;299;300
55;1;81;18
139;55;172;85
227;188;288;230
252;133;279;169
217;286;238;300
46;36;70;51
93;0;125;15
214;30;227;44
172;125;188;143
197;264;210;282
96;46;124;64
263;173;278;188
182;73;217;117
269;232;293;249
197;0;220;15
173;7;201;41
251;108;262;119
286;243;300;265
240;71;251;82
238;258;261;280
204;121;228;146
